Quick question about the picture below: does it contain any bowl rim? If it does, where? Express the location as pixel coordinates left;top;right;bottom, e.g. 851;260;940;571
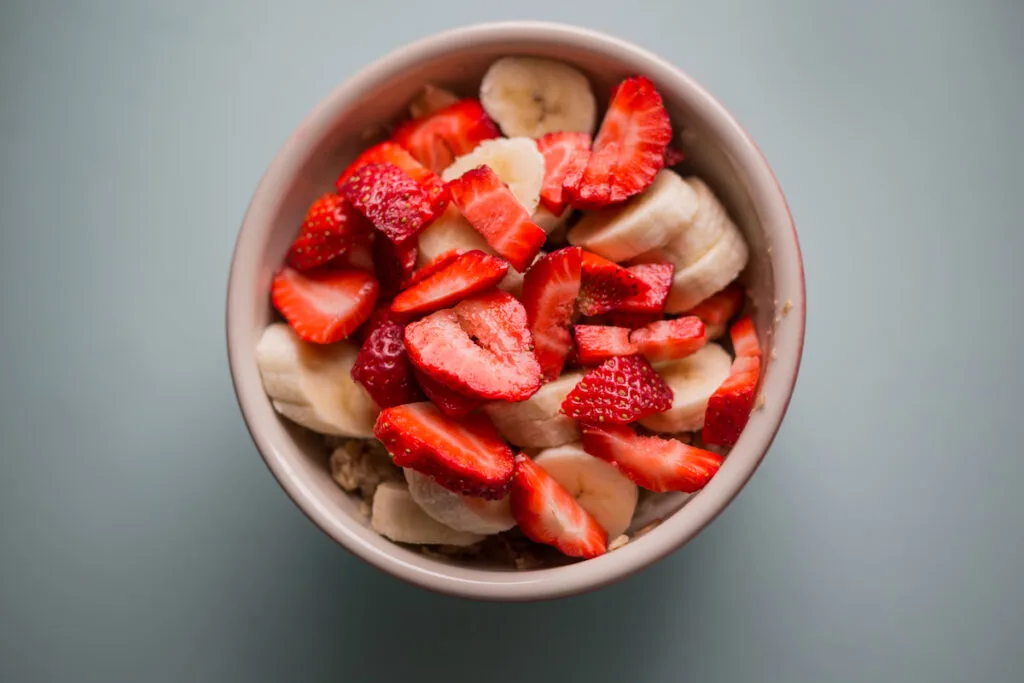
227;20;805;601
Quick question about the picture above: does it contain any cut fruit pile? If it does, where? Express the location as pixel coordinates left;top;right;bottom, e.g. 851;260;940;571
255;57;764;564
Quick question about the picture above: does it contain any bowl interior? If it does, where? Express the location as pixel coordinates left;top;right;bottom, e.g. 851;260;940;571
229;23;803;600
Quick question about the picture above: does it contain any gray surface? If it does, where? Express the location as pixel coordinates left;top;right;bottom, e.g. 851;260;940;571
1;1;1022;681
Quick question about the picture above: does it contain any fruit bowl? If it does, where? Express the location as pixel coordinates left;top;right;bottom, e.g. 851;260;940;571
226;21;804;601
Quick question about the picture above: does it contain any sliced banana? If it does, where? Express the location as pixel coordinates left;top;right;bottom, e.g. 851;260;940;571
639;343;732;433
480;56;597;138
371;482;485;546
442;137;545;213
256;324;378;437
483;371;584;448
408;84;460;119
404;469;516;535
567;170;700;263
658;177;738;269
532;205;571;235
534;443;638;538
415;204;494;268
663;224;749;313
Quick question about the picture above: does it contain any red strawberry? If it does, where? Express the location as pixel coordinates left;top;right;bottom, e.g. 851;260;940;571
612;263;674;314
510;454;607;559
335;141;447;213
684;283;745;338
536;132;592;214
405;250;466;288
629;316;707;363
404;290;542;401
392;99;501;174
352;302;394;344
663;146;685;167
338;163;443;245
560;149;590;200
578;251;650;316
521;247;583;381
372;236;417;299
573;325;637;365
581;423;723;493
565;76;672;209
413;369;482;417
391;250;508;317
351;320;424;408
607;311;661;329
447;166;547;272
561;355;672;424
703;316;762;446
286;193;373;271
271;266;378;344
374;402;514;499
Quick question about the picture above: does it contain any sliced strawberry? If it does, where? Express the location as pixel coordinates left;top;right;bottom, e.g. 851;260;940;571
521;247;583;381
405;250;466;288
352;302;394;344
578;251;650;316
684;283;745;338
338;163;443;245
351;320;424;408
703;316;762;446
607;311;661;329
536;132;592;214
404;290;542;401
374;402;514;499
271;266;378;344
510;454;607;559
391;250;508;317
612;263;674;314
447;166;547;272
663;146;685;167
372;236;417;299
560;149;590;200
413;369;482;417
581;423;723;493
561;354;672;424
565;76;672;209
573;325;637;365
630;316;707;363
335;141;447;213
392;99;501;174
285;193;373;271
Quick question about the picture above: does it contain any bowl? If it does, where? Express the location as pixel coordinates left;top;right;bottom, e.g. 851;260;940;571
226;21;805;601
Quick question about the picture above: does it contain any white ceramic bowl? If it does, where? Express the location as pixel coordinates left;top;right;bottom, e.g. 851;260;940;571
227;21;805;601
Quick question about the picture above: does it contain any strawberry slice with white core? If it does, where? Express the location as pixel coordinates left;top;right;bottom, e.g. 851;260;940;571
510;454;608;559
374;402;514;499
521;247;583;381
573;325;637;365
392;99;502;174
702;315;762;446
271;266;378;344
391;250;509;317
612;263;674;314
447;166;547;272
404;290;542;401
565;76;672;209
629;316;707;363
536;131;592;214
581;423;723;493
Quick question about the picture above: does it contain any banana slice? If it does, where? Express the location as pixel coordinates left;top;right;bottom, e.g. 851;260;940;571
480;57;597;138
408;84;460;119
534;443;638;538
441;137;545;213
404;469;516;535
658;177;733;267
567;170;700;262
639;343;732;433
371;482;485;546
256;324;379;437
483;371;584;448
532;205;571;235
663;224;749;313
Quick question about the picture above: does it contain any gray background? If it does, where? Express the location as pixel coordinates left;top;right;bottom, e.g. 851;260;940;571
1;1;1022;681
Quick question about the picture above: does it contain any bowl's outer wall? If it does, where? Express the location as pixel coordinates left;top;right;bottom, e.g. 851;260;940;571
228;22;804;601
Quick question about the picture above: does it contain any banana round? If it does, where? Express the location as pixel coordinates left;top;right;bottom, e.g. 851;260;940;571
483;371;584;448
405;469;516;535
480;57;597;138
371;482;485;546
639;343;733;433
